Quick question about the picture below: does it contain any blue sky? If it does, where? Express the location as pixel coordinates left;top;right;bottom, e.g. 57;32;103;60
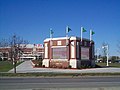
0;0;120;56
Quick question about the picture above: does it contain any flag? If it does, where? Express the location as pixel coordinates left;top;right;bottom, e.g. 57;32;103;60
82;27;87;32
50;28;54;46
68;27;72;32
66;26;72;33
90;30;95;41
50;28;53;38
50;29;54;35
81;27;87;42
92;31;95;35
66;26;71;46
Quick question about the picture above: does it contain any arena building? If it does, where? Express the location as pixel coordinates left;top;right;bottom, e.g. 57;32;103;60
0;44;44;61
43;36;95;68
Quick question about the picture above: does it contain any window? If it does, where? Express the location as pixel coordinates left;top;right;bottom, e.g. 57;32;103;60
84;41;87;46
52;47;67;59
57;41;61;45
81;47;89;60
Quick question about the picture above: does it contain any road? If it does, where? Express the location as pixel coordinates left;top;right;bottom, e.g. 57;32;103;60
0;76;120;90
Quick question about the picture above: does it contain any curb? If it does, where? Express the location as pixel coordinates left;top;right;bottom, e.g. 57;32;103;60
30;60;35;67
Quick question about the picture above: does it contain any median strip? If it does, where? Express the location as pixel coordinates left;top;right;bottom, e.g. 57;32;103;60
0;72;120;77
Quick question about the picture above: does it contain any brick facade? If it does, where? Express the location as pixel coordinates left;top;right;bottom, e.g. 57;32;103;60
43;37;95;68
0;44;44;61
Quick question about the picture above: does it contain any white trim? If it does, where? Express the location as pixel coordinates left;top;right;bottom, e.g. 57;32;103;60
57;41;62;45
70;37;77;40
44;43;48;58
44;36;92;42
69;59;81;68
69;59;77;68
51;46;67;48
42;59;49;67
44;37;68;42
51;59;68;61
77;42;79;58
45;43;48;47
44;36;77;42
37;52;44;53
71;42;75;58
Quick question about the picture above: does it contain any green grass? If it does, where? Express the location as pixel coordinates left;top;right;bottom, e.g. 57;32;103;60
0;61;23;72
96;62;120;68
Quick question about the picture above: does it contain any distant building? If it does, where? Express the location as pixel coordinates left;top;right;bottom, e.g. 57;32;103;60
0;47;10;60
0;44;44;61
43;36;95;69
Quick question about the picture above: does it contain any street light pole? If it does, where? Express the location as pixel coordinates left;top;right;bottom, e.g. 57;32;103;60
102;45;109;66
106;45;109;66
96;48;100;61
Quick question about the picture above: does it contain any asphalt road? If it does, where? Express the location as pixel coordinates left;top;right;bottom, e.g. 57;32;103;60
0;76;120;90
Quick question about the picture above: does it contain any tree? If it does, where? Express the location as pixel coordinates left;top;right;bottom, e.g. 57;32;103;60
110;56;119;63
0;34;28;73
9;34;28;73
0;38;9;47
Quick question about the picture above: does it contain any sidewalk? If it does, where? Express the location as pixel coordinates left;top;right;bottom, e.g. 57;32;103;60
8;61;120;73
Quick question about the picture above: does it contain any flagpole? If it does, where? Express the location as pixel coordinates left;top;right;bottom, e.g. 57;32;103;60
66;26;68;37
65;26;68;60
81;27;83;43
50;28;53;61
50;28;52;38
90;29;92;41
50;28;53;46
66;26;68;45
90;29;92;45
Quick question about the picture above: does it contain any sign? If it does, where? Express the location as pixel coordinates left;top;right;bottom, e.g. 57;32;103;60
34;44;43;48
52;47;67;59
81;47;89;60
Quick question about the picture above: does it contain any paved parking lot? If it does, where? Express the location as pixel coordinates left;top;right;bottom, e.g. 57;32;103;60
8;61;120;73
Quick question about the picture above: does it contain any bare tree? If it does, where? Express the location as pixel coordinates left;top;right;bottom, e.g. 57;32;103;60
0;38;9;47
9;34;28;73
0;34;28;73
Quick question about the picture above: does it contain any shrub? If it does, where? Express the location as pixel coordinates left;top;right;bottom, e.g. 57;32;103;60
35;64;38;67
86;64;89;68
42;65;45;67
64;67;67;69
81;65;86;69
88;65;91;68
68;65;72;69
3;58;8;61
0;57;2;61
38;61;42;66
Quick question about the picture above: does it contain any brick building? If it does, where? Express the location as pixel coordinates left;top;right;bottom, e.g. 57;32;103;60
43;36;95;68
0;44;44;61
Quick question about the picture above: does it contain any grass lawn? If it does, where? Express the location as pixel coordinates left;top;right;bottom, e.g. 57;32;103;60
0;61;23;72
96;62;120;68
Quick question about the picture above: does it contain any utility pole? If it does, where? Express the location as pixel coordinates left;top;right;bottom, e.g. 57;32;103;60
96;48;100;61
102;45;109;66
